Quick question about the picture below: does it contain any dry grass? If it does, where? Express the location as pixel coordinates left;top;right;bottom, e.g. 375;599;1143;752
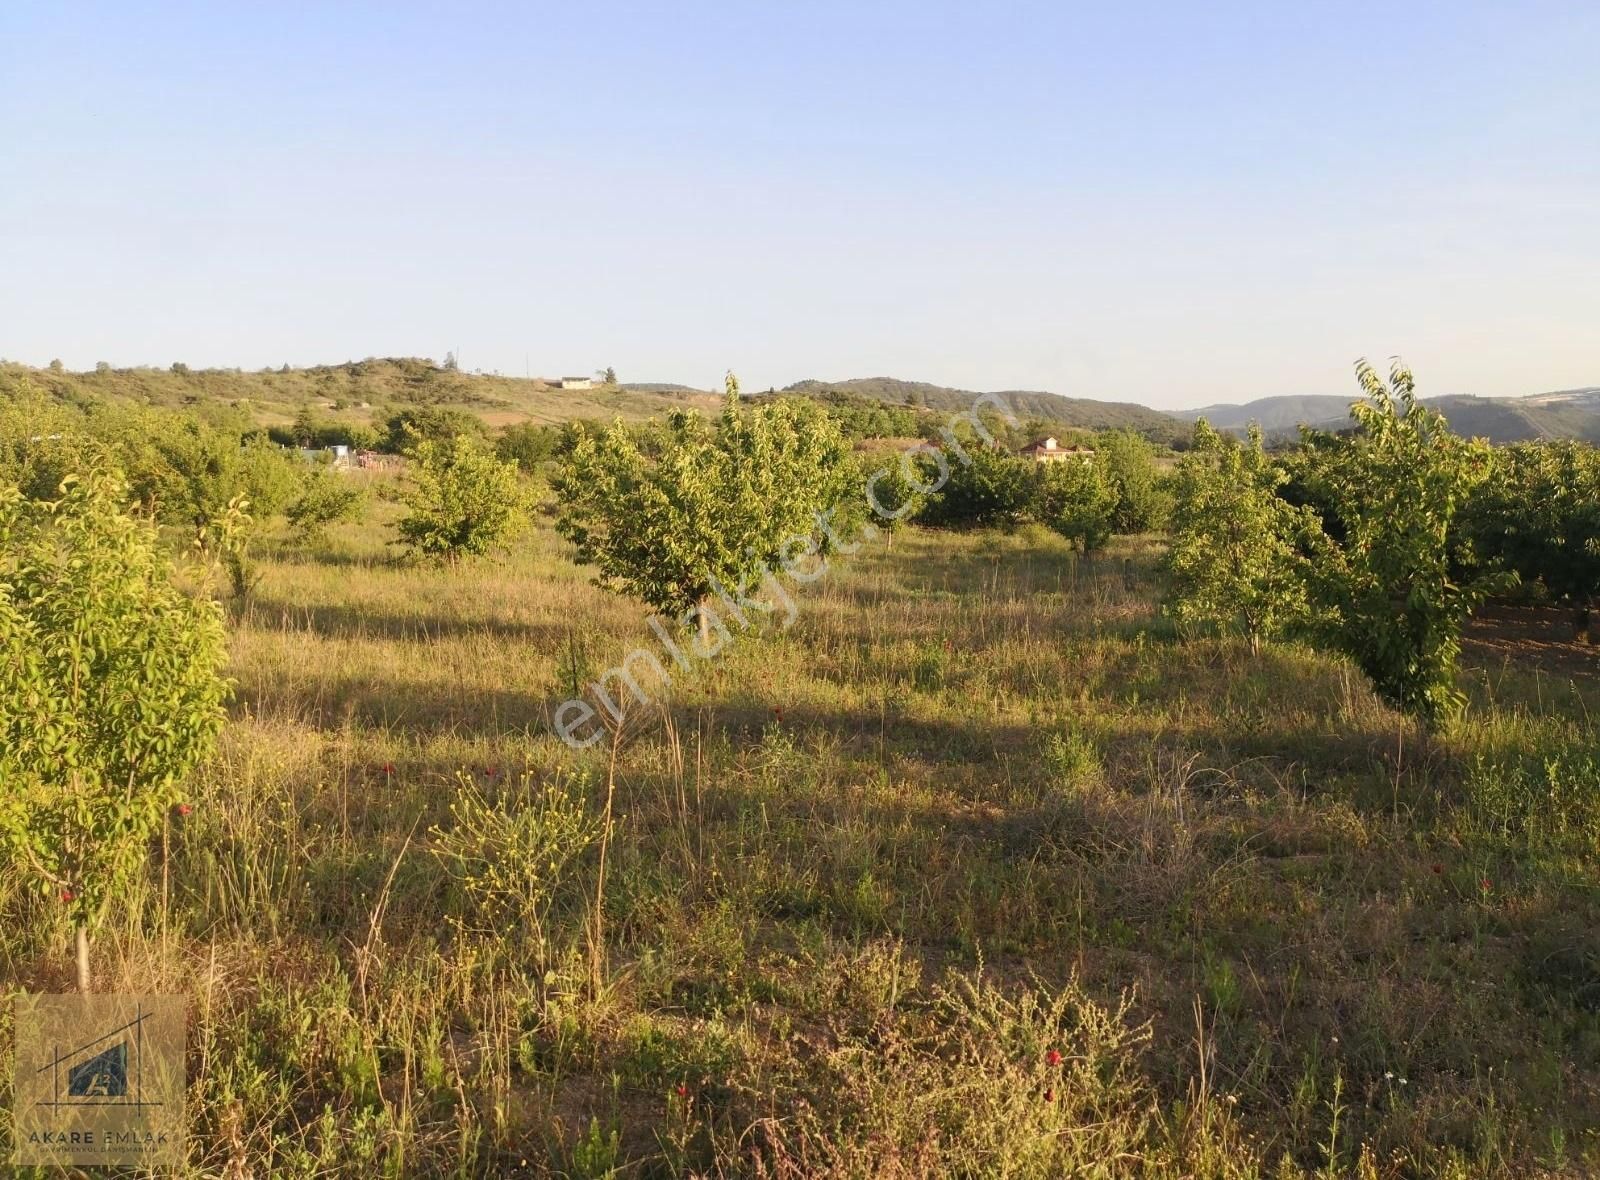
3;510;1599;1177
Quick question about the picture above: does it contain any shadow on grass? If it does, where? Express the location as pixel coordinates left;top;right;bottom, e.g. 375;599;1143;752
244;597;576;647
234;668;565;736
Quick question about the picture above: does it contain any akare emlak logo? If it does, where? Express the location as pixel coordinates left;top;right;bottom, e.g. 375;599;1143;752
11;994;185;1167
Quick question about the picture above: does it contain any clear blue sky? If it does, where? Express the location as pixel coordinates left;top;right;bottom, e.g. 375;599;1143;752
3;1;1596;408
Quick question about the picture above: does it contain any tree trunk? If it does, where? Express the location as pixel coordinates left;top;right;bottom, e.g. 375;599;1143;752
75;924;92;993
698;599;711;646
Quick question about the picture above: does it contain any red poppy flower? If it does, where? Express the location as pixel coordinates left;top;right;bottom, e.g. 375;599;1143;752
674;1083;688;1098
1481;877;1492;891
60;889;74;903
382;763;395;775
485;766;499;778
1431;863;1442;875
175;803;192;818
1044;1087;1056;1103
1045;1048;1063;1067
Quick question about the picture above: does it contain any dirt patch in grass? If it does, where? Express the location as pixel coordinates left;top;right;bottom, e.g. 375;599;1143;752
1463;602;1600;680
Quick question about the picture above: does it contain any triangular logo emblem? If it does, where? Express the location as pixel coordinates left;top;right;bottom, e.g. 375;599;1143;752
67;1041;127;1097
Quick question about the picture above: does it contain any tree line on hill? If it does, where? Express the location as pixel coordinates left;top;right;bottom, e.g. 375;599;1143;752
781;376;1186;442
1;355;599;415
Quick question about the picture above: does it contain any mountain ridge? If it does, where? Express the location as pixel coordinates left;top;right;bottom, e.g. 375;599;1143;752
1175;388;1600;443
4;357;1597;444
781;376;1184;440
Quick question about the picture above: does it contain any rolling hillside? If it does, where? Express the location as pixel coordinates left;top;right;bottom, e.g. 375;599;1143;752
783;376;1184;439
0;358;722;429
4;360;1187;440
1172;395;1358;433
8;358;1594;446
1178;388;1600;443
1426;395;1600;443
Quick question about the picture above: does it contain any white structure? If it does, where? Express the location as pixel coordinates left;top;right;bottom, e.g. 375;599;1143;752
1019;436;1095;463
295;444;353;467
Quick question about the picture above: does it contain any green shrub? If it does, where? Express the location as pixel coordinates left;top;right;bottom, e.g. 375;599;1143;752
1307;360;1506;724
234;436;307;519
286;469;366;540
382;407;483;455
1165;421;1321;653
1041;729;1103;794
555;373;854;636
395;434;525;563
1095;428;1171;532
495;421;566;473
860;453;928;538
0;384;105;500
1032;458;1117;552
0;473;230;989
918;445;1034;531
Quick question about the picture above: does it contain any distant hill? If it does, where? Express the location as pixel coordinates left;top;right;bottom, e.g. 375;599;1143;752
1424;395;1600;444
9;357;1594;447
0;358;721;429
1172;395;1358;434
1177;388;1600;444
783;377;1184;440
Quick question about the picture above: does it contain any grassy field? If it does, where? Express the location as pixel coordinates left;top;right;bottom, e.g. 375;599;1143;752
4;500;1599;1177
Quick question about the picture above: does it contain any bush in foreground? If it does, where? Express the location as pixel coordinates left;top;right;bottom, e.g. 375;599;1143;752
0;474;229;990
1308;360;1505;724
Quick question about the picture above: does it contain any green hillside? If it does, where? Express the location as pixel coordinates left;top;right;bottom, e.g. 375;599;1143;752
783;376;1184;441
1180;388;1600;444
16;358;1590;447
0;358;720;430
1426;394;1600;443
1173;395;1358;433
0;361;1186;443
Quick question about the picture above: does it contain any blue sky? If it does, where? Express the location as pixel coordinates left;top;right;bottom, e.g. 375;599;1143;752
2;1;1596;408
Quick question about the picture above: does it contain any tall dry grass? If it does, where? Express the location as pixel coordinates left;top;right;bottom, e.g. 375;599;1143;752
3;511;1598;1177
